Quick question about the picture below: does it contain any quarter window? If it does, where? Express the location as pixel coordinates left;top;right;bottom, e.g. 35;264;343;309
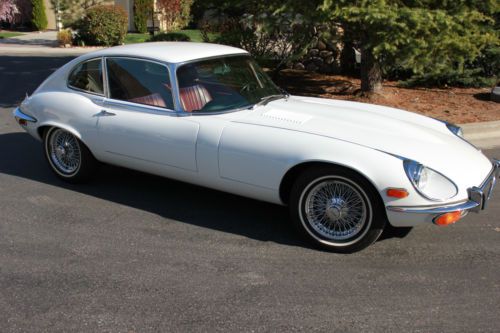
68;58;104;95
106;58;174;109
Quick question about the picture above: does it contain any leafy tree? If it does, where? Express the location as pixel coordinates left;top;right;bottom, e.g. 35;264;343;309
134;0;153;33
31;0;48;30
49;0;106;27
0;0;19;24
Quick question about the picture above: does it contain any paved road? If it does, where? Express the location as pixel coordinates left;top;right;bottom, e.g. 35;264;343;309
0;56;499;332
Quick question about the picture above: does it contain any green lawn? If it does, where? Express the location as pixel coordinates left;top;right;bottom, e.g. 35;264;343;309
124;29;220;44
124;33;150;44
0;31;24;39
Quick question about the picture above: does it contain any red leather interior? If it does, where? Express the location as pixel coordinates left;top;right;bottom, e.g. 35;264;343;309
180;84;212;112
129;93;167;108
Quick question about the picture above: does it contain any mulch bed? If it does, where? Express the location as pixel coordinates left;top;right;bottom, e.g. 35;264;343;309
276;70;500;124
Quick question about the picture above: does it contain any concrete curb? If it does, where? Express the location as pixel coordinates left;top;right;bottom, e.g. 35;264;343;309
461;120;500;149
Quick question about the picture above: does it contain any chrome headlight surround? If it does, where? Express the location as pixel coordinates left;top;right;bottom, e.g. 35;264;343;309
403;160;458;201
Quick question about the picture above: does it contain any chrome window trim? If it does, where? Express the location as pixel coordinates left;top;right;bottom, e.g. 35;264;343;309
67;57;106;97
173;53;281;115
103;55;177;113
103;98;177;115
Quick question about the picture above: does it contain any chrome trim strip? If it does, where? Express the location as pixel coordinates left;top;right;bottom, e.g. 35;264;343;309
13;107;37;122
387;200;478;214
103;98;176;115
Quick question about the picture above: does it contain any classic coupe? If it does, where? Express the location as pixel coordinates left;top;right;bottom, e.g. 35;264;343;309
13;42;499;252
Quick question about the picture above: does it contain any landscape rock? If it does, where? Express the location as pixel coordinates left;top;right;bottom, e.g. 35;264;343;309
308;49;319;57
293;62;305;70
317;40;327;50
306;63;319;72
325;56;335;64
319;50;333;58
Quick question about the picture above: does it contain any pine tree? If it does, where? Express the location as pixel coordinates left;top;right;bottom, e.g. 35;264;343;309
321;0;499;92
32;0;48;30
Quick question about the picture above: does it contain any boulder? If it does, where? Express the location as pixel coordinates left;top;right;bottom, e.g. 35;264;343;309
293;62;305;70
308;48;319;57
319;50;333;58
306;63;319;72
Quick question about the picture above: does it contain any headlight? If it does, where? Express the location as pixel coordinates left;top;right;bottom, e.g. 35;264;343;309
446;123;463;138
403;160;458;201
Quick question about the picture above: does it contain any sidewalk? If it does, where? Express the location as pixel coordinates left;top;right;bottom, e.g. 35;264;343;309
0;30;58;46
0;30;102;56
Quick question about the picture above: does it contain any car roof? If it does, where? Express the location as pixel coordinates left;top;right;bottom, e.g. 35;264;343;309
84;42;249;64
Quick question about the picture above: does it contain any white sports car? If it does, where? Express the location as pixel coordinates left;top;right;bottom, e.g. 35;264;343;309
13;42;499;252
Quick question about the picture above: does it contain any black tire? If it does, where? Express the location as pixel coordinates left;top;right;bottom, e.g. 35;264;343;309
43;127;98;183
289;165;386;253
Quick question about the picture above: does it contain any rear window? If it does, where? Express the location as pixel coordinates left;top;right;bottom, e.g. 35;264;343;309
68;58;104;95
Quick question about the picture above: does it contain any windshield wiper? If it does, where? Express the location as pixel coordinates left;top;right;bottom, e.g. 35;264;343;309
251;93;288;110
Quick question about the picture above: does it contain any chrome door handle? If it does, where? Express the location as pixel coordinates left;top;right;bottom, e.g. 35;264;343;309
99;110;116;116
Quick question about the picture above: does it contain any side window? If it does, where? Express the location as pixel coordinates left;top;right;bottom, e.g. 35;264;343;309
68;58;104;95
106;57;174;110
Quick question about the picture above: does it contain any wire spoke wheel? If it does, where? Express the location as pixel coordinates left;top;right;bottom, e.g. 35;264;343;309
48;129;81;175
304;178;368;241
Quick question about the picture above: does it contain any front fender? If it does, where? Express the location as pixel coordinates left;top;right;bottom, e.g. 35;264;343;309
218;123;461;208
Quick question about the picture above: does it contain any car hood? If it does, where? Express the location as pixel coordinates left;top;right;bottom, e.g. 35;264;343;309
233;96;492;187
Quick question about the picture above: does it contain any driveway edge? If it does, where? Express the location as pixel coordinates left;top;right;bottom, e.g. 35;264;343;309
461;120;500;149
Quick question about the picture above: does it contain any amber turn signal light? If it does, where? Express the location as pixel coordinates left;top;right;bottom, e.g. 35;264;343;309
387;188;409;198
433;211;463;226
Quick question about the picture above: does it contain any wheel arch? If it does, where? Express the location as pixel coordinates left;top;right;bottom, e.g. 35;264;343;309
279;160;384;207
37;122;82;142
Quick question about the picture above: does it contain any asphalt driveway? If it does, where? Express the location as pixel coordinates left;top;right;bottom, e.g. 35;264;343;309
0;56;499;332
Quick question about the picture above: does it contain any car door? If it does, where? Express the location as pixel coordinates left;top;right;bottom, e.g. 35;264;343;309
96;57;199;173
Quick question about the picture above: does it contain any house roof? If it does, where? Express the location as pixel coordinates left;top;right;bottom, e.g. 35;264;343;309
85;42;249;64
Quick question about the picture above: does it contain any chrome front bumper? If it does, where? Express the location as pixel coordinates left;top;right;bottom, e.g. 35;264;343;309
386;159;500;226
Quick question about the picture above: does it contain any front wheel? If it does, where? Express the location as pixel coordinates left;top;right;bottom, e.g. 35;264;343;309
289;166;386;253
44;127;98;183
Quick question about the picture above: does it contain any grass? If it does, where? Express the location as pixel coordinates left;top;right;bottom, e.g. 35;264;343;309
124;33;150;44
124;29;220;44
0;31;24;39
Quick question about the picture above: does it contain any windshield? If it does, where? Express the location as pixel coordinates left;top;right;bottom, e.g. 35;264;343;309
176;55;282;113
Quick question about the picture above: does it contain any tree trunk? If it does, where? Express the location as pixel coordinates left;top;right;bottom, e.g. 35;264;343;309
360;47;382;93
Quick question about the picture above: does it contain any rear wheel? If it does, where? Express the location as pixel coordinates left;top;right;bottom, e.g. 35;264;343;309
289;166;386;253
44;127;98;183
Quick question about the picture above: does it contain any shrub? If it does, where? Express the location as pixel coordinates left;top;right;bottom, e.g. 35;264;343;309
31;0;47;30
57;28;72;46
214;13;315;75
133;0;153;34
156;0;193;32
75;5;128;46
149;32;190;41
